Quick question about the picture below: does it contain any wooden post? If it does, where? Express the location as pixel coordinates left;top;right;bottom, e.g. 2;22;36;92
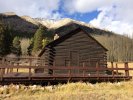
29;58;32;66
0;68;5;81
67;61;71;82
96;62;99;79
53;61;55;76
0;68;3;81
83;62;85;77
2;57;5;64
7;68;9;74
2;58;5;74
29;58;32;80
16;63;19;73
29;68;31;80
125;62;129;77
68;61;71;76
0;57;2;64
10;62;14;73
111;62;114;78
116;63;118;75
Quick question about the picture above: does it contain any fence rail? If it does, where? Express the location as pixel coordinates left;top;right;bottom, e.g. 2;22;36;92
0;57;132;83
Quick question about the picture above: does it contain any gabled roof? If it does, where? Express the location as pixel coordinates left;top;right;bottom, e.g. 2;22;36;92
38;27;108;57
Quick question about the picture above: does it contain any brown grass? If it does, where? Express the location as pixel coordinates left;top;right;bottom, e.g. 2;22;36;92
0;81;133;100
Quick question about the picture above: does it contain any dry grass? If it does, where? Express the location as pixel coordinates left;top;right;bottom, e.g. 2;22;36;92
0;81;133;100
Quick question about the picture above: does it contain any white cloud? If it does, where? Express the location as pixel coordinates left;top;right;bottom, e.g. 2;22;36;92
89;0;133;35
64;0;133;35
64;0;113;14
0;0;133;35
0;0;62;19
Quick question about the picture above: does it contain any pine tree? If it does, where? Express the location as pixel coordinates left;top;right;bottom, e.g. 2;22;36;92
0;22;5;56
11;37;22;56
27;38;34;56
32;26;45;54
0;21;12;56
3;26;12;54
42;38;51;48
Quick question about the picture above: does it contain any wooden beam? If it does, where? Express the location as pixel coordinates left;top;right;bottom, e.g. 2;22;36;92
29;68;31;80
116;63;118;75
83;62;85;77
96;62;99;79
125;62;129;77
111;62;114;78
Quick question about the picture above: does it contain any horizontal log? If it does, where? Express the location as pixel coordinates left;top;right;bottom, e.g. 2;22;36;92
65;35;90;42
54;46;105;53
55;42;97;48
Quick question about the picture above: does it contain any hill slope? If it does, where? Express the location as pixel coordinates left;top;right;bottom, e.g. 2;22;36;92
0;12;114;37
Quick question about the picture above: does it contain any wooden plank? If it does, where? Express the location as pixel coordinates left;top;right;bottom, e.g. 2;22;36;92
53;50;105;57
96;62;99;79
54;47;105;55
29;68;31;80
55;43;96;49
0;68;4;81
116;63;118;75
125;62;129;77
62;35;90;42
83;62;85;77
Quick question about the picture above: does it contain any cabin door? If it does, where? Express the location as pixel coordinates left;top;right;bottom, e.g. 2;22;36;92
70;51;79;66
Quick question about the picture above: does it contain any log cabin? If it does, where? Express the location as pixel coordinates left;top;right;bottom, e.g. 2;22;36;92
37;27;108;75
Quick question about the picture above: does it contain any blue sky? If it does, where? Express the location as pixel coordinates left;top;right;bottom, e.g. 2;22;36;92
62;11;99;23
0;0;133;36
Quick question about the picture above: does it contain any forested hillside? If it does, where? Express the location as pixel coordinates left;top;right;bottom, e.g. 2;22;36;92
0;13;133;62
94;34;133;62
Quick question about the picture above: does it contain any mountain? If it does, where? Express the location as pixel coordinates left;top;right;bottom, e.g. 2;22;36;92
0;12;114;38
0;12;40;37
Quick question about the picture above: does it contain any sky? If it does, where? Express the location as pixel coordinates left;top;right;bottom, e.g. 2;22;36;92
0;0;133;36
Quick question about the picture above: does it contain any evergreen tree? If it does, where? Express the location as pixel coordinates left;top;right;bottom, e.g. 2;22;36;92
32;26;45;54
3;26;12;54
11;37;22;56
0;21;12;56
42;38;51;48
0;22;5;56
27;38;34;56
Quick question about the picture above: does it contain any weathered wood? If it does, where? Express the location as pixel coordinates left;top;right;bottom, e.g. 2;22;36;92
0;64;132;71
116;63;118;75
125;62;129;77
55;44;103;51
96;62;99;79
83;62;85;77
0;58;133;83
68;61;71;76
29;68;31;80
0;68;4;81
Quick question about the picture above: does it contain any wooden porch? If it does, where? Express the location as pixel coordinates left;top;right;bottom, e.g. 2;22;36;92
0;57;132;84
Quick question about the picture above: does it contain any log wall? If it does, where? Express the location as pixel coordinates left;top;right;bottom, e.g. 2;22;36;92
41;30;107;74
